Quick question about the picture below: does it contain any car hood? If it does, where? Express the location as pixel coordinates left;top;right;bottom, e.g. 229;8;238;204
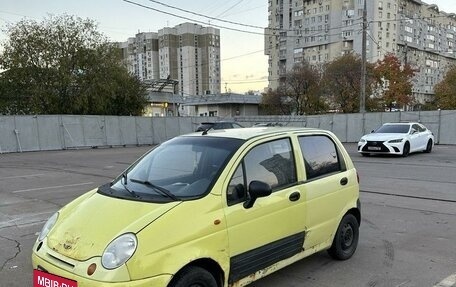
46;190;181;261
361;133;408;141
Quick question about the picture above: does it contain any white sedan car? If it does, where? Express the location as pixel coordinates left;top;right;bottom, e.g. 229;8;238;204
358;122;434;157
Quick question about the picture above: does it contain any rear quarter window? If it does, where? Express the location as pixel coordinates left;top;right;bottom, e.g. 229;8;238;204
298;135;346;180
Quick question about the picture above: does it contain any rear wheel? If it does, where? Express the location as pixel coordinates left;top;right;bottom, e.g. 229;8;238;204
170;266;217;287
328;214;359;260
402;142;410;157
424;139;433;153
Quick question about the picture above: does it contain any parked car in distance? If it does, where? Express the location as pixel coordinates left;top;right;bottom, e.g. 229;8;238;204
195;121;243;132
252;122;283;127
358;122;434;157
33;127;360;287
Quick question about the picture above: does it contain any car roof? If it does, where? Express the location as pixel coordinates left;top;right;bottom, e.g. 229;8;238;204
383;122;417;125
198;121;237;124
184;127;329;141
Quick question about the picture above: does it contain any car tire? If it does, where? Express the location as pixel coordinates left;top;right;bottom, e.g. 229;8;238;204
424;139;433;153
170;266;218;287
402;142;410;157
328;214;359;260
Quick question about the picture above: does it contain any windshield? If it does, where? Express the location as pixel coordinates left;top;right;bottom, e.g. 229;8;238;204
375;124;410;134
101;136;244;203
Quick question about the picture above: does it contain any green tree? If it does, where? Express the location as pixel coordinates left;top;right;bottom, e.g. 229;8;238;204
260;88;292;115
0;14;147;115
262;62;326;115
284;62;326;115
434;64;456;109
323;53;369;113
373;53;416;111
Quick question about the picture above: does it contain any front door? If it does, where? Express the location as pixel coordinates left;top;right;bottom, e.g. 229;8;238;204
223;137;306;283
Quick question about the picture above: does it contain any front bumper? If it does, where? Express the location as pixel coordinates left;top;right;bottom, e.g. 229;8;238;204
358;141;404;155
32;240;172;287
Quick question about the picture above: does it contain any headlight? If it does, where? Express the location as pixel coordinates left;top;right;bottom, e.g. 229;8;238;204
102;233;137;269
359;139;366;143
38;212;58;241
388;139;403;143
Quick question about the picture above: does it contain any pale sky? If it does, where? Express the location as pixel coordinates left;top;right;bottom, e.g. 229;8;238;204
0;0;455;94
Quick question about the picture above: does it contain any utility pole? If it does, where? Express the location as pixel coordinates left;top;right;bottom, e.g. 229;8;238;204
360;0;367;113
404;42;408;66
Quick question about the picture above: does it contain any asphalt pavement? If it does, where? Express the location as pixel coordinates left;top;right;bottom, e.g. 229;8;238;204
0;143;455;287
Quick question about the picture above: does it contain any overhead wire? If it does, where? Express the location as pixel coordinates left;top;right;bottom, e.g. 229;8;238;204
122;0;265;36
146;0;264;30
215;0;244;18
222;5;266;18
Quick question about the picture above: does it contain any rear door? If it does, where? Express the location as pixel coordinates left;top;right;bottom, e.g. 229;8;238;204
410;123;426;151
417;123;430;150
296;134;356;249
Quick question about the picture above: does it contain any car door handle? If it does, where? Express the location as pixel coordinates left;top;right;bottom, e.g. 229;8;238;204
289;192;301;202
340;177;348;186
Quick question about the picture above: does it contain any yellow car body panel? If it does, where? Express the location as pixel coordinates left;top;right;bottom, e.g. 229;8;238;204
46;191;181;261
126;192;230;280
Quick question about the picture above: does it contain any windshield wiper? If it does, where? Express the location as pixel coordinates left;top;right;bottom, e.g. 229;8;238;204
130;178;179;201
120;172;140;198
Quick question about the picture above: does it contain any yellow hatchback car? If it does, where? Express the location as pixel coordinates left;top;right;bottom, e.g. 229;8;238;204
32;127;360;287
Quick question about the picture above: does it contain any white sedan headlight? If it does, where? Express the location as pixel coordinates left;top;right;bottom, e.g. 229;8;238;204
102;233;137;269
38;212;58;241
388;139;403;143
359;139;366;143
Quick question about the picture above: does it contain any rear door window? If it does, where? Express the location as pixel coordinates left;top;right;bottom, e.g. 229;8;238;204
298;135;344;180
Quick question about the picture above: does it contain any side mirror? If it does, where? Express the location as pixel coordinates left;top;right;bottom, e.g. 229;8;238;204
243;181;272;209
410;129;418;134
370;130;375;133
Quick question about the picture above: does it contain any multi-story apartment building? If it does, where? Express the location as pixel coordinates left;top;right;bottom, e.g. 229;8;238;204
119;32;159;81
158;23;221;97
119;23;221;99
265;0;456;105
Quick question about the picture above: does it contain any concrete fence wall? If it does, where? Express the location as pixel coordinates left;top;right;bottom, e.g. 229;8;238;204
0;111;455;153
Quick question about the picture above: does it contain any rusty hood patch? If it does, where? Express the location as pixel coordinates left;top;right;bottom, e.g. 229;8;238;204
46;192;181;261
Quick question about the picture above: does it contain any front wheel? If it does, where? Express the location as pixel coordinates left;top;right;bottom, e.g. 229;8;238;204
402;142;410;157
328;214;359;260
170;266;218;287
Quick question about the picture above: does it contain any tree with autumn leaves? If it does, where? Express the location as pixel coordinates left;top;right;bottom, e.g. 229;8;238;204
281;62;327;115
322;53;378;113
372;53;416;111
262;53;417;114
433;65;456;109
262;61;327;115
